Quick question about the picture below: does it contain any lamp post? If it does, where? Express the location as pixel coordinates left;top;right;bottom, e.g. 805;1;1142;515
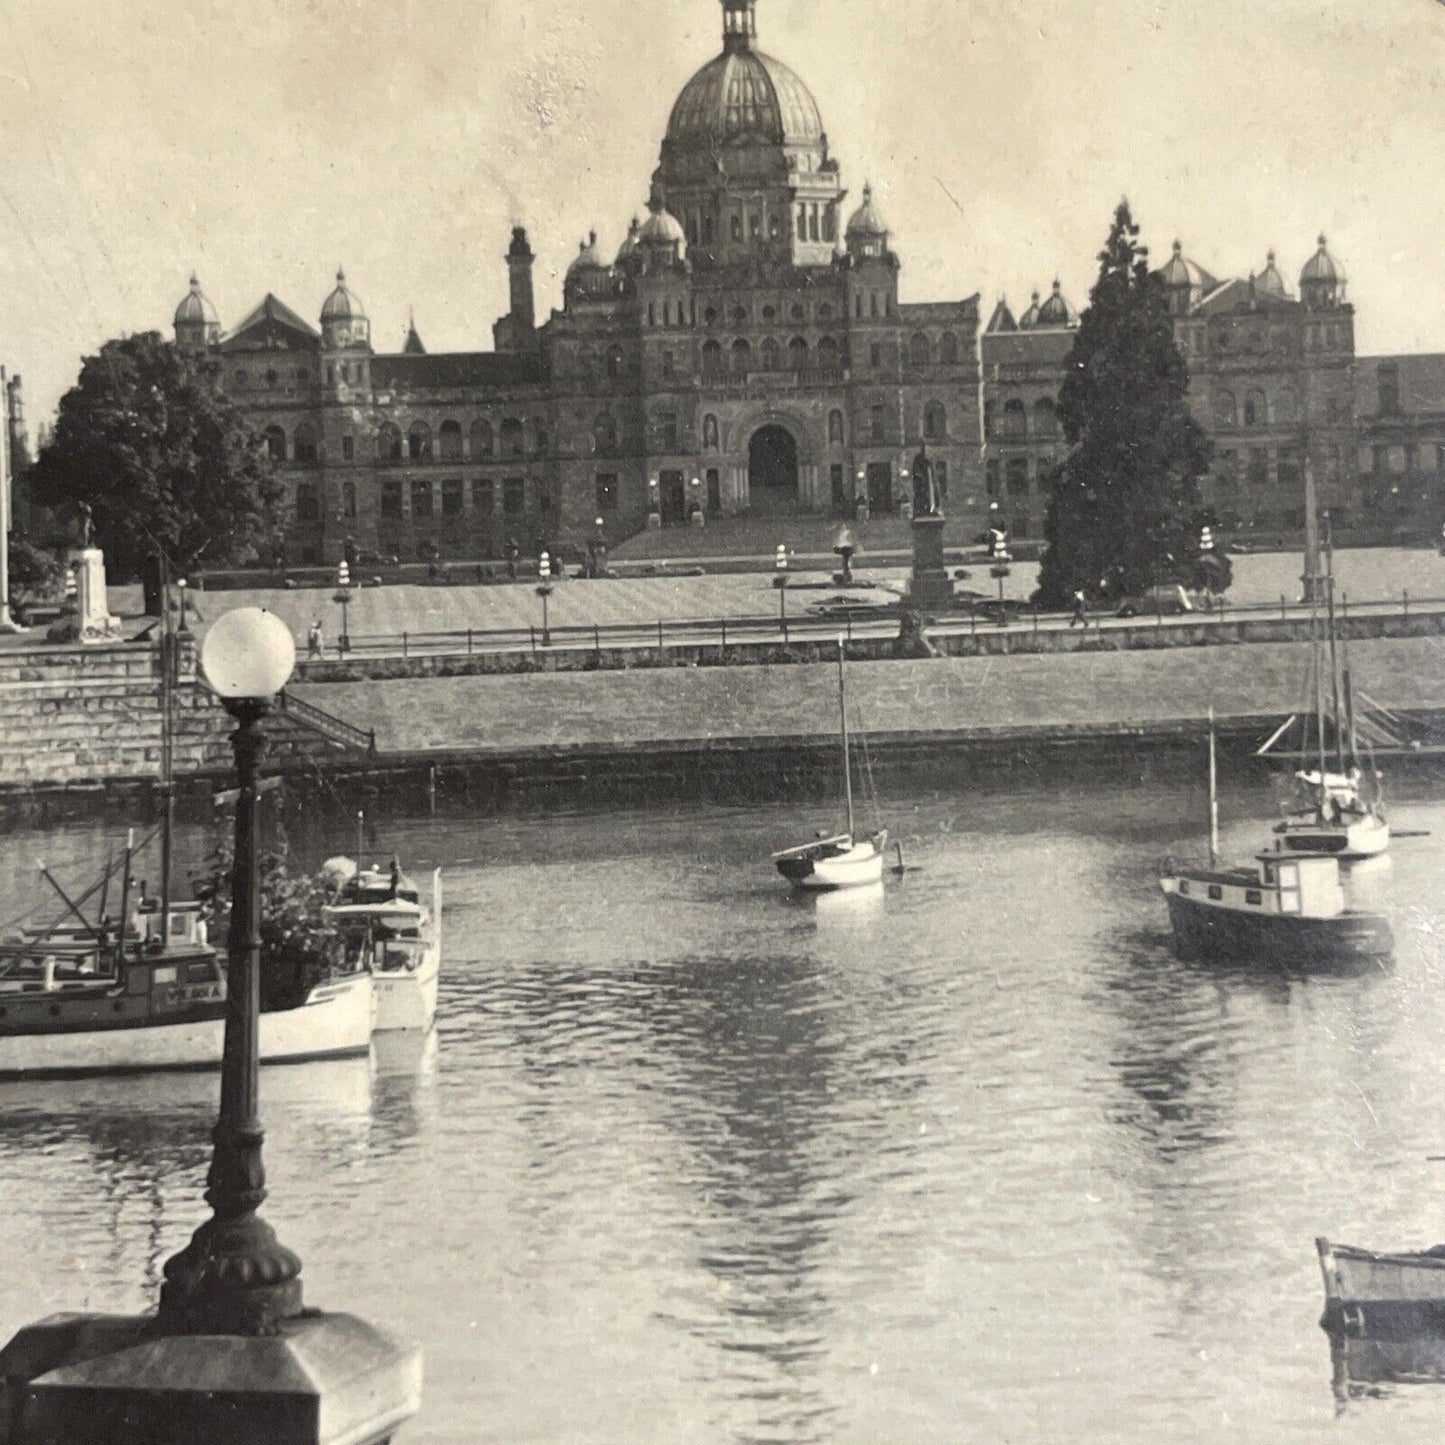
855;467;868;523
536;580;554;646
160;607;300;1334
987;503;1012;628
333;558;353;654
647;475;661;529
176;576;193;640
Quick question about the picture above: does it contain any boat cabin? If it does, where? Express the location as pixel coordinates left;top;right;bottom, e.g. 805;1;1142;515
135;899;210;951
1170;853;1347;920
342;865;420;907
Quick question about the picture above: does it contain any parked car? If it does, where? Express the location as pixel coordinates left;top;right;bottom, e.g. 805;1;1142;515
1115;584;1195;618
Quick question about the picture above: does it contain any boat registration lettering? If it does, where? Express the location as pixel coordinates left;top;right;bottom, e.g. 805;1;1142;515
177;983;222;1003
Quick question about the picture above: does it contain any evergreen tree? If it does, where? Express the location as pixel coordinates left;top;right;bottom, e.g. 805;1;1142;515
30;332;281;580
1035;202;1217;609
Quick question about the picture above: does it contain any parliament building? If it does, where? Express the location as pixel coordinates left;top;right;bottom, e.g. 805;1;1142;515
170;0;1445;563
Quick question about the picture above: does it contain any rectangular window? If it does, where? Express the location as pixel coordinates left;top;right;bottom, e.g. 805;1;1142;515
658;413;678;451
1378;363;1400;414
831;463;845;508
1245;890;1262;906
295;481;319;522
1006;459;1029;497
472;479;493;516
341;435;354;462
1277;448;1301;490
870;343;882;369
411;480;433;521
381;481;402;520
1248;448;1269;485
503;477;526;515
1207;885;1223;901
442;478;464;519
985;458;1000;497
595;473;618;514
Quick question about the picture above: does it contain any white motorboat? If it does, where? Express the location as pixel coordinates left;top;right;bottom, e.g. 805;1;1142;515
324;859;441;1032
773;642;888;890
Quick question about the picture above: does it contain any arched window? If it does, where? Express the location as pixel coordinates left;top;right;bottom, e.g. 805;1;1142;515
1214;391;1237;427
467;420;491;461
342;479;357;518
788;336;809;366
731;338;751;372
532;420;548;455
1244;389;1266;427
818;335;839;362
264;426;286;464
1031;398;1056;437
923;401;946;440
500;418;524;457
870;404;889;443
940;332;959;365
439;420;463;460
828;409;845;445
701;339;723;373
760;337;780;371
702;414;719;449
377;423;402;462
593;413;618;455
293;420;320;465
909;332;931;368
407;422;432;462
1002;399;1027;439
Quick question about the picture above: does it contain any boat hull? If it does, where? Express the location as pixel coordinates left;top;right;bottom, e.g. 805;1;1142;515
775;832;887;891
372;942;440;1032
1317;1238;1445;1336
1163;888;1392;972
0;973;374;1080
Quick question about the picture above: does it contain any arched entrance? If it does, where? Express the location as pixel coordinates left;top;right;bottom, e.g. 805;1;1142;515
748;425;800;514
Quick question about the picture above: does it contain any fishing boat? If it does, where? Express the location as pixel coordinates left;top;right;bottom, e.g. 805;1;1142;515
1160;711;1393;971
323;856;442;1032
773;642;887;890
1317;1238;1445;1336
1256;501;1390;860
0;856;373;1081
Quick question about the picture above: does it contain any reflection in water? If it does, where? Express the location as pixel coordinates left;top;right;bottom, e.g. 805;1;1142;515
1;780;1444;1443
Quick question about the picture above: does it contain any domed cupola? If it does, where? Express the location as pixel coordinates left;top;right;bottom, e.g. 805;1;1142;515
845;183;889;259
1257;248;1288;300
1017;290;1042;329
320;267;369;349
616;217;642;265
639;198;687;259
564;231;613;302
1036;278;1075;327
1156;240;1217;314
174;274;220;349
986;296;1017;334
1300;233;1342;310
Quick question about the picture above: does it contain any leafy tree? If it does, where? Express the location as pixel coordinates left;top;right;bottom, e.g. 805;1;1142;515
4;533;62;600
192;843;346;1012
1035;201;1219;608
29;332;282;581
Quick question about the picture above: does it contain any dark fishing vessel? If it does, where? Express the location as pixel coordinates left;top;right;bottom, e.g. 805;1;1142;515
1317;1237;1445;1336
1160;710;1392;971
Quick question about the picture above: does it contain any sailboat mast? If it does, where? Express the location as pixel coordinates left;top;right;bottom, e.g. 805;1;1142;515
1322;515;1346;775
1208;705;1220;868
837;640;854;839
1308;554;1329;795
159;549;174;939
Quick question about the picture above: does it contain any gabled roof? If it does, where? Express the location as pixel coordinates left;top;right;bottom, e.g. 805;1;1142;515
220;293;320;351
1189;276;1299;318
372;351;549;393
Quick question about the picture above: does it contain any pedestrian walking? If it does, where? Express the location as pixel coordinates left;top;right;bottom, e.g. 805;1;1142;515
307;620;323;658
1070;589;1088;628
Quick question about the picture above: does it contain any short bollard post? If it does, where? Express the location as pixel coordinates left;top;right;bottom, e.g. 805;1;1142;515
1033;604;1038;639
530;624;536;656
657;618;664;649
1404;588;1410;619
595;622;602;657
720;618;727;652
402;630;409;657
466;627;473;654
1280;594;1287;620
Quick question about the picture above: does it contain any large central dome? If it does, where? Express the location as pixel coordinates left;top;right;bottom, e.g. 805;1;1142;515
666;47;823;149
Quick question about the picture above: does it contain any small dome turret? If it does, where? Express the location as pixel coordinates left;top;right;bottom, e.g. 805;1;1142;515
566;231;606;281
616;217;642;264
1257;248;1288;299
846;183;887;240
1017;290;1042;329
174;274;220;348
1300;233;1343;310
321;267;364;322
639;199;687;253
1036;278;1075;327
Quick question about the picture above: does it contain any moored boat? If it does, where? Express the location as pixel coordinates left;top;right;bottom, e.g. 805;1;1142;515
773;642;888;891
323;858;442;1032
0;894;373;1081
1317;1237;1445;1335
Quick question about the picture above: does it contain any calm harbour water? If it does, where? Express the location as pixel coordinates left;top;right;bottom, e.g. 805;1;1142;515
3;767;1445;1444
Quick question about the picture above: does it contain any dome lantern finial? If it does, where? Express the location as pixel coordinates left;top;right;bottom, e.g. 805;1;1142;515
722;0;758;54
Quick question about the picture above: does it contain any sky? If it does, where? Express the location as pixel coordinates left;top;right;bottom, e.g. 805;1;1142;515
2;0;1445;425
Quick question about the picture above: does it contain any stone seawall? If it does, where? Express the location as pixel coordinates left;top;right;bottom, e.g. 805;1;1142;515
0;641;233;790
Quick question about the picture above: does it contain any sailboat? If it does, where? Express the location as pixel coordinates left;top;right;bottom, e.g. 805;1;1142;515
773;642;888;890
1160;708;1393;972
1256;496;1389;860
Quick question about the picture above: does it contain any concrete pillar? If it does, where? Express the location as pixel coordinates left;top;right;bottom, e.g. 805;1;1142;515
70;547;120;643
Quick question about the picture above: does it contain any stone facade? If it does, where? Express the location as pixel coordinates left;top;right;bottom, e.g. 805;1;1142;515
171;0;982;565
